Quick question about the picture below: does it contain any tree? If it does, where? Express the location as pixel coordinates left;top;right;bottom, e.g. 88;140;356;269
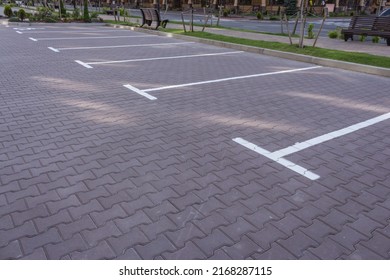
18;8;26;21
83;0;90;22
4;5;13;18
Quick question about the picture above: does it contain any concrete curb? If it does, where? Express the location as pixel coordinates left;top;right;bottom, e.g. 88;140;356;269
107;23;390;78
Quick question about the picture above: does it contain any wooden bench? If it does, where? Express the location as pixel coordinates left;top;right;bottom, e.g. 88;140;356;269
342;16;390;46
140;8;168;30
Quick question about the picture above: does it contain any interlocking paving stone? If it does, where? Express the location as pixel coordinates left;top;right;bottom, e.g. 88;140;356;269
70;241;116;260
45;234;88;260
163;241;207;260
0;240;23;260
107;228;149;255
1;24;389;260
135;235;176;260
193;229;234;257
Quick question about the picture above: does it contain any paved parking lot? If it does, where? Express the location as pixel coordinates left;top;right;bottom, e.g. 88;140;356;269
1;23;390;260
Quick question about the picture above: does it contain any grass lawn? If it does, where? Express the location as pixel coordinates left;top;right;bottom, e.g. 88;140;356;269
105;21;390;69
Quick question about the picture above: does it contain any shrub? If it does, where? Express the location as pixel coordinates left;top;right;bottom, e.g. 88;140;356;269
4;5;13;18
90;11;99;19
307;23;314;39
269;15;279;20
256;11;263;20
8;17;20;22
328;30;338;39
359;34;366;42
72;8;81;20
18;8;26;21
372;36;380;43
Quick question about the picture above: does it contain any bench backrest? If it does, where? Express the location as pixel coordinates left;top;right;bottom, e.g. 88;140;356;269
373;17;390;32
349;16;376;30
140;8;160;22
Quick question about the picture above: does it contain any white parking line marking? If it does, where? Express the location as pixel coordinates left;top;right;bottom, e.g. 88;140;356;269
233;138;320;180
145;66;322;92
48;47;60;53
270;112;390;159
123;84;157;100
55;42;194;51
85;51;243;66
233;112;390;180
75;60;93;69
30;35;155;41
16;31;23;34
29;37;38;41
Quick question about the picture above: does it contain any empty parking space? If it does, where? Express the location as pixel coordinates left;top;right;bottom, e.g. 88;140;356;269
1;24;390;260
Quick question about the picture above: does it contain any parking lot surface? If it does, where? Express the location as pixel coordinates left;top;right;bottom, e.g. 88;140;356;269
0;23;390;260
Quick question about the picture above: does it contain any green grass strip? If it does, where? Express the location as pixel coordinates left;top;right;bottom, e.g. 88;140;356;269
178;31;390;68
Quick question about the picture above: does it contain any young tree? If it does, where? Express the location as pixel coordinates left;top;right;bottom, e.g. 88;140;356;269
4;5;13;18
83;0;90;22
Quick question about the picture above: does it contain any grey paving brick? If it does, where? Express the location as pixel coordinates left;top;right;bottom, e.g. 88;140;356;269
193;229;234;257
0;240;23;260
318;209;355;231
330;226;367;251
77;186;111;204
68;199;104;220
277;230;319;258
147;187;179;205
165;222;205;248
6;186;40;204
193;212;230;235
167;206;203;228
247;224;288;251
35;209;73;233
115;210;152;233
299;219;338;243
192;196;226;216
347;214;384;237
20;248;48;260
144;200;178;222
58;214;96;240
20;228;62;255
222;236;263;259
0;221;37;247
163;241;207;260
140;216;178;240
0;215;13;230
57;182;89;199
135;235;176;260
217;203;252;223
115;248;142;260
359;231;390;258
271;213;308;235
0;194;6;207
108;228;149;255
220;217;257;242
46;194;81;214
89;204;127;227
169;191;202;211
71;241;116;260
0;199;27;217
26;190;61;209
309;238;350;259
253;243;297;260
45;234;88;260
344;244;385;260
82;220;121;246
209;249;233;260
121;195;154;215
11;204;49;226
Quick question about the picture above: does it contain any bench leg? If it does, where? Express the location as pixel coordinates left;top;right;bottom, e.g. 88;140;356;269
162;20;169;28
